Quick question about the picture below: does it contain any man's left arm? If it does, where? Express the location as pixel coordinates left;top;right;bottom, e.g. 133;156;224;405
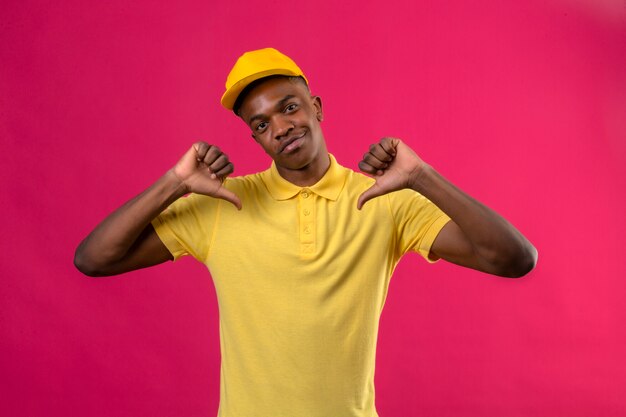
357;137;538;278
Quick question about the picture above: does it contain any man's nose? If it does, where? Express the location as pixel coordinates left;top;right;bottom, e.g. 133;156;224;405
273;115;294;140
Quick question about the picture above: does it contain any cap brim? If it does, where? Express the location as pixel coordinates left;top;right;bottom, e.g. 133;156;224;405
220;68;304;111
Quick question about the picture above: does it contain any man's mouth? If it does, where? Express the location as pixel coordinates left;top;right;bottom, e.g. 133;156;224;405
279;132;306;154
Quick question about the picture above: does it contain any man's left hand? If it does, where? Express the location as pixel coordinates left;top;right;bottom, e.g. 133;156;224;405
357;137;428;209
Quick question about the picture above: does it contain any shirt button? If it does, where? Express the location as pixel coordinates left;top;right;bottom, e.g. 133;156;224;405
302;191;309;198
304;227;311;234
303;209;310;216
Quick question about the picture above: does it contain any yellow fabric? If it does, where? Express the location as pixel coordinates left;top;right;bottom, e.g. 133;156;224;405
152;155;451;417
221;47;308;110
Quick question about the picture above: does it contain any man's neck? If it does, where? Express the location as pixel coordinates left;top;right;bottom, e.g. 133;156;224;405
276;152;331;187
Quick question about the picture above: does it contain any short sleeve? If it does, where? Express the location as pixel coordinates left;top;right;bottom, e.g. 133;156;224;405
388;189;451;263
151;193;220;262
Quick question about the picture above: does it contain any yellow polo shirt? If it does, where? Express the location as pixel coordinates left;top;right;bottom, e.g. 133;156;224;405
152;154;450;417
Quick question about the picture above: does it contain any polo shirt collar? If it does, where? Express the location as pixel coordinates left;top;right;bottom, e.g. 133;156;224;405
263;154;347;201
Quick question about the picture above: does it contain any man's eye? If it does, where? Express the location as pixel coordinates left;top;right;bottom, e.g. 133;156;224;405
285;103;298;112
256;122;268;131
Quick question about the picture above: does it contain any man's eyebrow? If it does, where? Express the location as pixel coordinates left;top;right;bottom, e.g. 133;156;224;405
277;95;296;109
248;95;297;125
248;113;266;125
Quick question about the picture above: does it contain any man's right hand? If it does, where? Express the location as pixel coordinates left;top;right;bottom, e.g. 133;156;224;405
171;142;242;210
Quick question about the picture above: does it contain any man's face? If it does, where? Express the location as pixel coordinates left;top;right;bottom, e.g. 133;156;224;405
238;77;326;173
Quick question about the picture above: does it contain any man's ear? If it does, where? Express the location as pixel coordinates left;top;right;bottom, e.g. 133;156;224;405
312;96;323;121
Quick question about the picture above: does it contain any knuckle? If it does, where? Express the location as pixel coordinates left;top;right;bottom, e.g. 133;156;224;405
359;162;373;172
194;142;205;153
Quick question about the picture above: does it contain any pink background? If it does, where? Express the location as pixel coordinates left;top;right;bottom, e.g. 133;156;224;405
2;0;625;416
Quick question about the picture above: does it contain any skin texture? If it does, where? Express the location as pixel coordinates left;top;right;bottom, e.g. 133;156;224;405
238;77;329;186
73;144;239;276
172;142;241;209
358;137;537;277
74;76;537;278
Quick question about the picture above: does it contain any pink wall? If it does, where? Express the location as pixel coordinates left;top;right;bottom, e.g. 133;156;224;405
1;0;625;416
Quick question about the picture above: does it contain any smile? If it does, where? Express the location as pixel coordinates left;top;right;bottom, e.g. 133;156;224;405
279;133;306;154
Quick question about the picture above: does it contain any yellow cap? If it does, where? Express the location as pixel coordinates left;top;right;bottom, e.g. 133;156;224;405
221;48;308;111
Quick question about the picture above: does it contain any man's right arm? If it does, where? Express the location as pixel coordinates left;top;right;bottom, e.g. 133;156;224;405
74;142;241;277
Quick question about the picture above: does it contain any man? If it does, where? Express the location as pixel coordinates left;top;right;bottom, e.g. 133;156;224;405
75;48;537;417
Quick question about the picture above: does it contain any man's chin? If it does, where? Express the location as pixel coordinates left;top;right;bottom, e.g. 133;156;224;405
276;151;316;170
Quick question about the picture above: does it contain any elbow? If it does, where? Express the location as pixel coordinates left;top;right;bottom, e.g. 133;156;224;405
73;249;105;277
516;242;539;277
485;243;538;278
505;248;538;278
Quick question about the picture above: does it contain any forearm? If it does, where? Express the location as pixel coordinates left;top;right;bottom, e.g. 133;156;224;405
411;165;537;274
75;170;186;270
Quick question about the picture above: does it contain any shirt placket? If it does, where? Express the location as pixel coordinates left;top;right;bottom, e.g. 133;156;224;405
298;188;315;257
